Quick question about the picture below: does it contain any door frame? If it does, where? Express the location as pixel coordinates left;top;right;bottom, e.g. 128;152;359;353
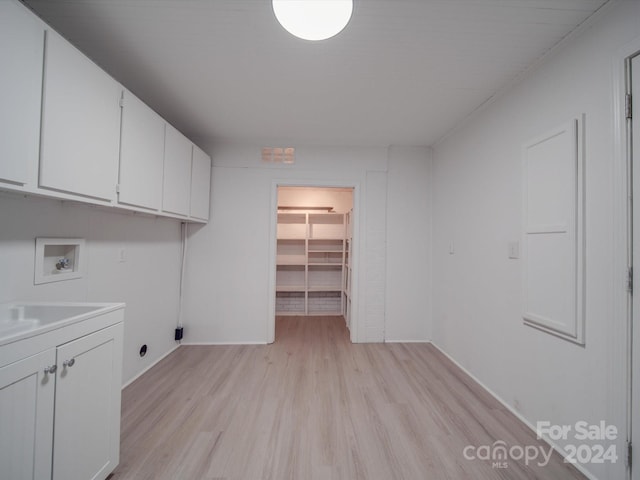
267;179;361;344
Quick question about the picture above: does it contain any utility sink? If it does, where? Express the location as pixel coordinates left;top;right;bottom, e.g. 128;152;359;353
0;302;125;345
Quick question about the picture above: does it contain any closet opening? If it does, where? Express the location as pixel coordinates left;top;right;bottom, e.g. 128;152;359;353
272;186;355;342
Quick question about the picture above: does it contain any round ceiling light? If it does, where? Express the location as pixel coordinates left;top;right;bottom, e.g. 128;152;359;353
272;0;353;41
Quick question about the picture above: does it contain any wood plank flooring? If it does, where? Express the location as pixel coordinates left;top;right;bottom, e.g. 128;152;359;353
110;316;585;480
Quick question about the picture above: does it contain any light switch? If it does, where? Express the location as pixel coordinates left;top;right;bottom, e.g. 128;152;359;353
508;241;520;259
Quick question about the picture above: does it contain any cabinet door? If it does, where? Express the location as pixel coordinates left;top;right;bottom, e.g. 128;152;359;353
162;124;192;216
0;348;56;480
0;1;44;186
119;90;165;210
190;145;211;221
40;29;122;201
53;323;123;480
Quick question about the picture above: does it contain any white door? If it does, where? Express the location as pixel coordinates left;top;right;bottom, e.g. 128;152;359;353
163;123;192;216
0;0;44;186
0;349;56;480
190;145;212;221
631;52;640;479
119;89;165;210
53;323;123;480
40;29;122;201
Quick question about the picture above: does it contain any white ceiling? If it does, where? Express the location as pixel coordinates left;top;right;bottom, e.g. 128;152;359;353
24;0;610;147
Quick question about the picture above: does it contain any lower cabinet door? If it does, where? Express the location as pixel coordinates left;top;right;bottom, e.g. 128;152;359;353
0;348;56;480
53;323;123;480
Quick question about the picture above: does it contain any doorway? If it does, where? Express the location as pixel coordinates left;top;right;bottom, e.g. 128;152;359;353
270;185;355;342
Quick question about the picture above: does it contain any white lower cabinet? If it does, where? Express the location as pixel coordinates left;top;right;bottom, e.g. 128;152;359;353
0;314;124;480
0;349;56;480
53;323;123;480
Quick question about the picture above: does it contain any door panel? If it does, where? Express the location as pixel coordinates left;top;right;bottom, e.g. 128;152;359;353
40;30;121;201
119;90;165;210
0;1;43;186
190;145;211;220
53;324;123;480
0;349;56;480
163;124;192;216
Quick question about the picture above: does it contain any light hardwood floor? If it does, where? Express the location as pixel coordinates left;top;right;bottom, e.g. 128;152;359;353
110;316;585;480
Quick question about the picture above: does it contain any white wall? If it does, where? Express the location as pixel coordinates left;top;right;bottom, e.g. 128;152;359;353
0;192;182;385
182;144;433;344
386;146;432;342
431;1;639;478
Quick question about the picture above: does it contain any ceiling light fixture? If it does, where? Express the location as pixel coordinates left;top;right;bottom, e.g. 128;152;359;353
272;0;353;41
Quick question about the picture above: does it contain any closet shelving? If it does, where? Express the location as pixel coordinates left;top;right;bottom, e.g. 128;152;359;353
343;210;353;327
276;212;346;316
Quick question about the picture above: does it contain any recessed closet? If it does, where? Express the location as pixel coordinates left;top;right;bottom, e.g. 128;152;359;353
275;186;354;331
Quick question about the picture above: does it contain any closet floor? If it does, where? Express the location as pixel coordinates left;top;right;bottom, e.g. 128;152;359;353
109;316;584;480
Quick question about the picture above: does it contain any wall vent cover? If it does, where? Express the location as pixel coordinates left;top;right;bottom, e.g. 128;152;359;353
262;147;295;164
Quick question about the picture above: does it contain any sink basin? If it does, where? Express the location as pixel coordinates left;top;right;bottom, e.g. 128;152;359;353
0;316;41;336
0;302;124;345
1;304;99;324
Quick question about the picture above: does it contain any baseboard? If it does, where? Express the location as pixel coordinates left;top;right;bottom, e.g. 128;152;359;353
385;339;431;343
180;341;268;346
429;341;598;480
121;344;181;390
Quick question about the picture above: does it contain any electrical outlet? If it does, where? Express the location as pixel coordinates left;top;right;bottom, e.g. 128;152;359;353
175;327;184;341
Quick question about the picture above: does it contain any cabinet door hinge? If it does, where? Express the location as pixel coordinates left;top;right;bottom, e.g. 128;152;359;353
628;267;633;294
119;96;124;109
628;441;633;468
626;93;633;119
116;184;120;194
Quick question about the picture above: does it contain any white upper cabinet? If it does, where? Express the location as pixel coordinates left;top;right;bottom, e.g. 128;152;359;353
190;145;211;221
40;29;122;202
162;124;192;217
0;1;44;186
0;0;211;222
118;90;165;210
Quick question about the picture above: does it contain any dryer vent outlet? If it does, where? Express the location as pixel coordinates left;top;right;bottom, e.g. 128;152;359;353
175;327;184;341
